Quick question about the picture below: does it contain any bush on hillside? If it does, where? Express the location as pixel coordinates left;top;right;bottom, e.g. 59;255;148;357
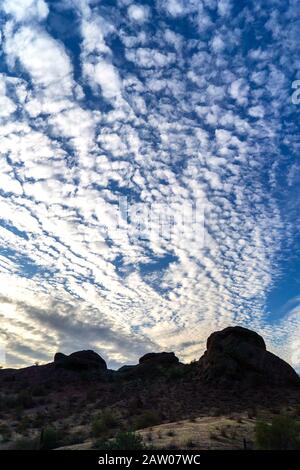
11;437;39;450
133;410;160;430
255;415;300;450
95;431;147;450
40;427;62;449
91;409;117;437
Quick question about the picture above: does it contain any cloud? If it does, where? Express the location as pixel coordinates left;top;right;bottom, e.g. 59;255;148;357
125;48;176;68
127;4;150;23
211;35;225;53
162;0;186;17
87;61;122;100
2;0;49;22
0;76;17;117
3;23;75;116
229;78;249;106
0;0;299;370
217;0;231;17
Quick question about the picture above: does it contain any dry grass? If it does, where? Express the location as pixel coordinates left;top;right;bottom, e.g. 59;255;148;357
136;415;255;450
54;414;255;450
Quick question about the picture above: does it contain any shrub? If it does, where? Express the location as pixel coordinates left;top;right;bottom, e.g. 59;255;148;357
0;394;19;411
220;426;228;438
293;405;300;417
62;431;86;446
11;437;39;450
133;411;160;430
255;415;300;450
32;385;47;397
16;391;34;409
92;417;107;437
185;439;196;448
86;390;98;402
0;424;12;442
247;407;257;419
91;410;117;438
40;427;62;450
95;431;147;450
16;416;32;434
168;442;179;449
33;412;46;428
146;433;153;442
209;431;219;441
102;409;117;428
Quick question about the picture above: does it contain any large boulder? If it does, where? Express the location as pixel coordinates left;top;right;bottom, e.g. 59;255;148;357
139;352;179;366
137;352;180;376
198;326;300;386
54;350;107;372
117;352;180;379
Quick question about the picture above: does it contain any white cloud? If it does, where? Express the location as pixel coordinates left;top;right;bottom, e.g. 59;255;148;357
211;35;225;53
163;0;185;17
217;0;231;17
127;4;150;23
125;48;176;68
248;105;265;118
79;14;122;104
93;61;122;100
0;173;23;195
4;24;74;108
229;78;249;105
0;77;17;117
81;18;112;55
2;0;49;22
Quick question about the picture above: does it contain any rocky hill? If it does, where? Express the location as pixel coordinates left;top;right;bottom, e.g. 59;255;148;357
0;326;299;449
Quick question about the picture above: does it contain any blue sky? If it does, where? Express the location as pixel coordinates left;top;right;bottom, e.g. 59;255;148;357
0;0;299;369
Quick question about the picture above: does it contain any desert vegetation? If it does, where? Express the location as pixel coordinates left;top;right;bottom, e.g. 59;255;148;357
94;431;147;450
255;415;300;450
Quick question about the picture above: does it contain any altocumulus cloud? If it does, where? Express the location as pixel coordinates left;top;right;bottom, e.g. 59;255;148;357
0;0;299;369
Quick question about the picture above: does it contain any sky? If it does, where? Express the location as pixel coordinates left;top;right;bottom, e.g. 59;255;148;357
0;0;299;370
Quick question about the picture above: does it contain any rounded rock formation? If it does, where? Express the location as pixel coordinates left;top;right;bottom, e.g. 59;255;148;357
199;326;300;386
54;350;107;371
139;352;179;366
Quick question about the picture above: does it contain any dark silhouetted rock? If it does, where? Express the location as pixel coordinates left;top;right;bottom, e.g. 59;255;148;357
207;326;266;352
139;352;179;366
117;365;135;374
54;350;107;372
54;352;67;363
117;352;180;379
137;352;180;376
199;326;300;386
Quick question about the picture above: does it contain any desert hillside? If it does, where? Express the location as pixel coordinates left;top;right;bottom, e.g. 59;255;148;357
1;326;300;450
